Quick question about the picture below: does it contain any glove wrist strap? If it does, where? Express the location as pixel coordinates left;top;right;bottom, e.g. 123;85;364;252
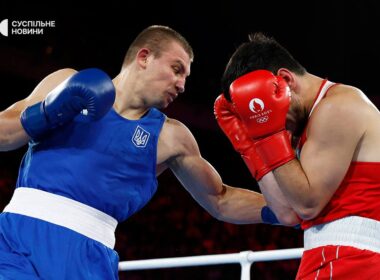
241;148;271;181
255;130;295;172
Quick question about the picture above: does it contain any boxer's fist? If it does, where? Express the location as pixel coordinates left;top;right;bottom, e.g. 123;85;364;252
21;68;116;139
229;70;295;171
214;94;270;180
230;70;290;139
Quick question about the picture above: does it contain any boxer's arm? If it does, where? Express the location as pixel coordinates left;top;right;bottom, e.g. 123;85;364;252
165;119;299;225
0;68;77;151
274;91;365;220
258;172;301;225
213;93;300;224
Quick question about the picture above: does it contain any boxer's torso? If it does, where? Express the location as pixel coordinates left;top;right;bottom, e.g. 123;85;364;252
298;81;380;228
16;107;165;222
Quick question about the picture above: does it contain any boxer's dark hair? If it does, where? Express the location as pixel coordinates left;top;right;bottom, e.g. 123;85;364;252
221;32;306;101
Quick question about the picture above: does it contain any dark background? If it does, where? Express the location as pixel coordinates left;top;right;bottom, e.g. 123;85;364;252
1;1;380;279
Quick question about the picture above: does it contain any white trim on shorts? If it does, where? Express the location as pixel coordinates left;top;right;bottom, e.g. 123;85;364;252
2;187;117;249
304;216;380;253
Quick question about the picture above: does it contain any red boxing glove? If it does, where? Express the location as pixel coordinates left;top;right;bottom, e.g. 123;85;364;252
230;70;295;171
214;94;270;180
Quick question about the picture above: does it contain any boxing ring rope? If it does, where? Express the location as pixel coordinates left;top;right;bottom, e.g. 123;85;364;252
119;247;304;280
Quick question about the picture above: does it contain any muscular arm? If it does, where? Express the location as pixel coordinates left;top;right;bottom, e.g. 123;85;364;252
258;172;301;225
165;119;297;225
273;90;366;220
0;68;76;151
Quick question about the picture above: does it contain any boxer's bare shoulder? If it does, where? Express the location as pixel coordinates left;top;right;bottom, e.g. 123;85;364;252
156;117;199;174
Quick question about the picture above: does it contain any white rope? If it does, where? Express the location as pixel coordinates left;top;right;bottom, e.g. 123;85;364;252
119;247;304;280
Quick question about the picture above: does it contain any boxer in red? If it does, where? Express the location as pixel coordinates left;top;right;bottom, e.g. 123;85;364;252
216;32;380;279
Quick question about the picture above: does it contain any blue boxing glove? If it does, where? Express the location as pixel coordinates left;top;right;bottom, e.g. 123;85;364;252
21;68;116;139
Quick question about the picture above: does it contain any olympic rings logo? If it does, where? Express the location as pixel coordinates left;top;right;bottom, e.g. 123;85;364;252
256;116;269;123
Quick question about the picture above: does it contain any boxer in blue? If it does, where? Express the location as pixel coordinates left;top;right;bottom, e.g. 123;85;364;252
0;25;299;279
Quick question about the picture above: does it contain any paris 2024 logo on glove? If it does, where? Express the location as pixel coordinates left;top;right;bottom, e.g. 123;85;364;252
248;98;271;124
